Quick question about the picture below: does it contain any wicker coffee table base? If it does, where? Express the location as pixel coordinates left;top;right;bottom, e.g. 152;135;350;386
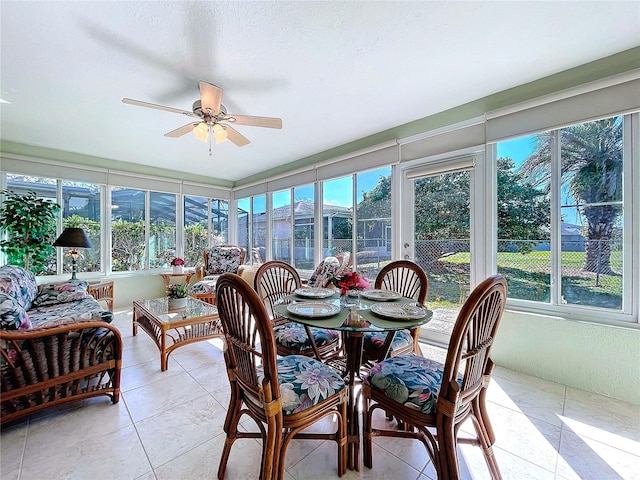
132;298;221;371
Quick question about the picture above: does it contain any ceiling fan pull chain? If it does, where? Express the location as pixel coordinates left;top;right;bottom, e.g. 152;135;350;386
208;127;213;156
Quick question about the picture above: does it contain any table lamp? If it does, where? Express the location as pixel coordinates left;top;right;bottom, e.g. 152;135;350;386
53;228;92;280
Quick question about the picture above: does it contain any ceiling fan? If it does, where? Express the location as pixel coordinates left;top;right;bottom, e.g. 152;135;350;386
122;81;282;154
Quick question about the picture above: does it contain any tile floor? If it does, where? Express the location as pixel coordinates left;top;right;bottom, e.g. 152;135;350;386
1;310;639;480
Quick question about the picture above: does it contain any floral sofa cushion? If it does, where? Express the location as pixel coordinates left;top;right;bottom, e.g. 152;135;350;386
32;279;91;307
0;265;112;331
27;297;112;328
257;354;346;415
0;265;38;311
204;246;244;275
0;293;32;330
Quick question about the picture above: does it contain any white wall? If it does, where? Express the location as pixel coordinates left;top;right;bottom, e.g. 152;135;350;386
492;310;640;405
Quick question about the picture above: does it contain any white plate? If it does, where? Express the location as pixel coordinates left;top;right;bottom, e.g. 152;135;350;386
361;289;401;301
294;287;336;299
370;303;428;320
287;302;341;318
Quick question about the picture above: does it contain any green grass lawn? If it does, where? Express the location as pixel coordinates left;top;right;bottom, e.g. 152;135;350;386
424;251;622;310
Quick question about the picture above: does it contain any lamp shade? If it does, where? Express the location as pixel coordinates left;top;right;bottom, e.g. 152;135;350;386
53;228;92;249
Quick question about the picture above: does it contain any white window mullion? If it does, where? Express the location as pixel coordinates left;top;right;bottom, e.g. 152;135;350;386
105;186;112;274
265;193;273;262
550;131;562;305
625;113;639;317
145;191;151;270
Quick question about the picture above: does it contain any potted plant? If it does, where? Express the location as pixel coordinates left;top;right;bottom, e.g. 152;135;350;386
0;190;60;273
170;257;185;274
167;283;188;310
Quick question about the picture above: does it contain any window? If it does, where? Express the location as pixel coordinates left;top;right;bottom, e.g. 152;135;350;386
149;191;176;269
272;189;292;263
322;176;353;262
496;115;630;315
62;180;102;274
252;195;266;263
237;197;250;256
356;167;392;278
111;187;146;271
5;174;58;275
293;185;315;271
184;195;209;267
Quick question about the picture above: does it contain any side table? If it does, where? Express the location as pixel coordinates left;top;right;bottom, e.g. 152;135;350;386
88;280;114;311
159;271;196;295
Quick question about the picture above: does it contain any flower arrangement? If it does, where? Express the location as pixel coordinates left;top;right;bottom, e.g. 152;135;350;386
168;283;188;299
331;270;370;294
170;257;185;267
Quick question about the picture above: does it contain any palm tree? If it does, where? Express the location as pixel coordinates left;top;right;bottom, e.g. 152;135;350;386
520;117;623;274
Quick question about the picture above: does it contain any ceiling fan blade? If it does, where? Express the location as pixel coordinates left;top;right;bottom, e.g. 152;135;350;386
224;125;250;147
225;114;282;129
199;81;223;115
164;123;197;138
122;98;194;116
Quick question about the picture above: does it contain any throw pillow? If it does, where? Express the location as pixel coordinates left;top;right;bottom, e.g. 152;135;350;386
33;280;90;307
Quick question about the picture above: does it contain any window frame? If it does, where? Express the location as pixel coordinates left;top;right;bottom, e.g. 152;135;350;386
492;113;638;327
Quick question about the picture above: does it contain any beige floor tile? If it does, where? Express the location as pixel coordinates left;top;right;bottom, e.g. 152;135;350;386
24;396;132;457
120;357;186;392
0;422;26;480
488;374;566;427
155;435;263;479
186;359;230;393
135;393;227;468
171;341;225;372
562;386;640;453
289;440;423;479
20;424;151;480
556;428;640;480
122;371;207;422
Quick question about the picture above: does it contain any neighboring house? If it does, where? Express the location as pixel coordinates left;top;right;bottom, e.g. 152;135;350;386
535;222;585;252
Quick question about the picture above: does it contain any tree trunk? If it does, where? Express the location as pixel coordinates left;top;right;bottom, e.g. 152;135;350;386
582;206;616;275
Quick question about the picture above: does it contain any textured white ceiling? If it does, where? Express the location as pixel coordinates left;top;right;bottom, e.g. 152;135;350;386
1;1;638;183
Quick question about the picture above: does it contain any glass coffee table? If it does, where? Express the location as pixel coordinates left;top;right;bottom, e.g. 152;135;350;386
132;296;221;371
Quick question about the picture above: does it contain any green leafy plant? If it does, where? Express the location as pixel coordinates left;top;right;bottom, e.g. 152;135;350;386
168;283;188;299
0;190;60;273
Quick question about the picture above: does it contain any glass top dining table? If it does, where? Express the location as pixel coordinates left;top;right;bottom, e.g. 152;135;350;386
274;289;433;471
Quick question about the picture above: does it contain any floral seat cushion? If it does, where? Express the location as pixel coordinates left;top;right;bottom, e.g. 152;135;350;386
363;329;413;353
190;278;219;295
258;354;346;415
273;323;340;351
364;355;461;415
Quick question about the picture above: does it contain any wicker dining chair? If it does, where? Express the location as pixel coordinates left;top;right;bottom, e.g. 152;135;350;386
254;261;341;360
215;273;348;480
362;275;508;480
362;260;428;363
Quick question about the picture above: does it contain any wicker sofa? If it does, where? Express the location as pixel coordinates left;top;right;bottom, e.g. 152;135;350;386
0;265;122;424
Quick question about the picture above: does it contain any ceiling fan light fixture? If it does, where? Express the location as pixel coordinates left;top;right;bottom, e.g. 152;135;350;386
212;123;228;144
194;122;209;143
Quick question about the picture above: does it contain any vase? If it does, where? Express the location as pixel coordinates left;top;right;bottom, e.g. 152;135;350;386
168;296;187;310
340;289;361;308
173;265;183;274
